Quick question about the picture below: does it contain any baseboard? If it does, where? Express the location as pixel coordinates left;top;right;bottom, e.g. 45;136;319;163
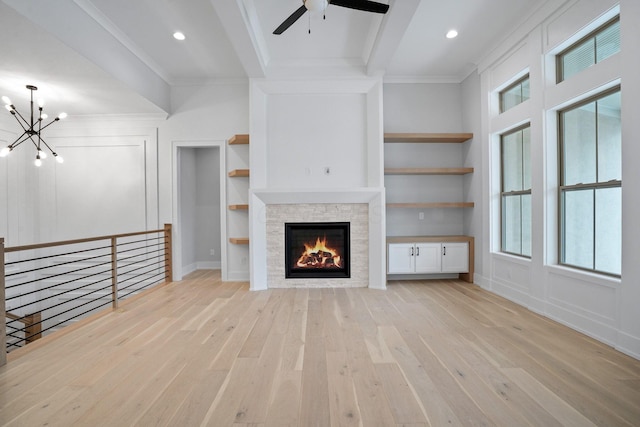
617;331;640;360
197;261;221;270
182;263;197;276
227;270;250;282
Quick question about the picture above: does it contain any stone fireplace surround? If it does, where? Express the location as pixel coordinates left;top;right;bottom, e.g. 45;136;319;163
249;189;386;290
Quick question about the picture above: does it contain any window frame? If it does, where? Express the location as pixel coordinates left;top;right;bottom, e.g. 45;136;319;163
499;74;530;113
557;86;621;277
500;123;532;257
556;16;620;83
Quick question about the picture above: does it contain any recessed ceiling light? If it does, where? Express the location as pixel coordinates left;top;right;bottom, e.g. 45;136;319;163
173;31;186;41
446;29;458;39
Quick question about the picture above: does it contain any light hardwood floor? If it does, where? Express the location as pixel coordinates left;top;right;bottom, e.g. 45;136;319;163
1;270;639;426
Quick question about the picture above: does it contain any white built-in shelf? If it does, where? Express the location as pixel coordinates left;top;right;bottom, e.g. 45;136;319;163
384;133;473;143
384;167;473;175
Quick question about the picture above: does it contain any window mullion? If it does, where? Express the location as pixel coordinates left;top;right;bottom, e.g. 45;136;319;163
595;100;599;183
520;194;524;255
592;189;596;270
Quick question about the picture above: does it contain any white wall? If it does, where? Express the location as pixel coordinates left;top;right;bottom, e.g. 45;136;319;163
461;71;483;278
470;0;639;359
179;148;197;272
619;0;640;356
194;148;221;268
0;116;160;247
383;83;462;132
265;93;368;189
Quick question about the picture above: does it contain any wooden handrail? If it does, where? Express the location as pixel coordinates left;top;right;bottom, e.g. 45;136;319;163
5;228;167;253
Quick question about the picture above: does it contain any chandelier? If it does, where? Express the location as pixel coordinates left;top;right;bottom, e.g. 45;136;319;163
0;84;66;166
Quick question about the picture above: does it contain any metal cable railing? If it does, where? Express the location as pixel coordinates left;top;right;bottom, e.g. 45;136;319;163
1;224;173;361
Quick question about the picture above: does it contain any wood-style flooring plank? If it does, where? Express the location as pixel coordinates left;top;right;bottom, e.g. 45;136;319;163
1;272;640;426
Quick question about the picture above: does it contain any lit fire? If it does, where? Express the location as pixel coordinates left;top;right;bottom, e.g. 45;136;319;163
296;236;342;269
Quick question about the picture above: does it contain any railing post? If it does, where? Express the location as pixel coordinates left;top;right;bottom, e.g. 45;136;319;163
111;237;118;309
164;224;173;283
25;312;42;343
1;238;6;366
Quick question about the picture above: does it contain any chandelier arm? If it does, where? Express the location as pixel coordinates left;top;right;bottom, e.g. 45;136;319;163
38;118;61;132
9;110;31;133
8;132;33;150
28;134;41;149
9;108;32;129
36;135;57;155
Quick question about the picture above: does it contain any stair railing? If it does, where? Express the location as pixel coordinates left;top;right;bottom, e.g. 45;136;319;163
1;224;173;364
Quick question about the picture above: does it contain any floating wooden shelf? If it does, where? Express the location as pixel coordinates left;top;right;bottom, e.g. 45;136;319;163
228;134;249;145
228;204;249;210
229;237;249;244
386;202;475;208
228;169;249;177
385;167;474;175
384;133;473;143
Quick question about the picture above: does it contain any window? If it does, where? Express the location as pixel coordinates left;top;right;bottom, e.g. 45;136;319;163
501;125;531;257
559;88;621;276
500;75;530;113
557;17;620;83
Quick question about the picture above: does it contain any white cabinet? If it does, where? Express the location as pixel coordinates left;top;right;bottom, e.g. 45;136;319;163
387;241;469;275
440;242;469;273
388;243;441;273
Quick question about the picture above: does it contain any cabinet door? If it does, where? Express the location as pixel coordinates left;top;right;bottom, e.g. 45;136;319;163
388;243;415;273
414;243;441;273
441;242;469;273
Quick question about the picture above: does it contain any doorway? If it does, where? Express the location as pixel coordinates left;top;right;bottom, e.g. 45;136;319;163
173;141;226;281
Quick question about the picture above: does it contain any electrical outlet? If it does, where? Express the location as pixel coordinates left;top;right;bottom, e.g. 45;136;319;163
419;212;424;220
210;249;215;256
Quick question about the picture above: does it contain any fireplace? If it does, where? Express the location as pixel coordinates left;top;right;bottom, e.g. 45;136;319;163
284;222;350;279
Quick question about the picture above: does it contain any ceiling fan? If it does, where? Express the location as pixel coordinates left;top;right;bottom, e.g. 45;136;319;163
273;0;390;35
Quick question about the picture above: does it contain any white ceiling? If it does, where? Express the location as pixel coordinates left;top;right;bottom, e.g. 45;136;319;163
0;0;547;116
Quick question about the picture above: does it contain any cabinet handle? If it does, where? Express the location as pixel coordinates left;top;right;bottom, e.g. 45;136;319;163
416;247;420;256
411;247;414;256
443;246;446;256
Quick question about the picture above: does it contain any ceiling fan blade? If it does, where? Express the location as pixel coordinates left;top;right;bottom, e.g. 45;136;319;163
273;5;308;34
329;0;389;14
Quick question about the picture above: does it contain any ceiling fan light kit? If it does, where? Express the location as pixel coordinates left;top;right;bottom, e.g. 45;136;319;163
273;0;389;35
0;85;66;166
304;0;328;12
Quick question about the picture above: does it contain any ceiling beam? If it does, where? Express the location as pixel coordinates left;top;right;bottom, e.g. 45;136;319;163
2;0;172;113
210;0;267;78
366;0;422;76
